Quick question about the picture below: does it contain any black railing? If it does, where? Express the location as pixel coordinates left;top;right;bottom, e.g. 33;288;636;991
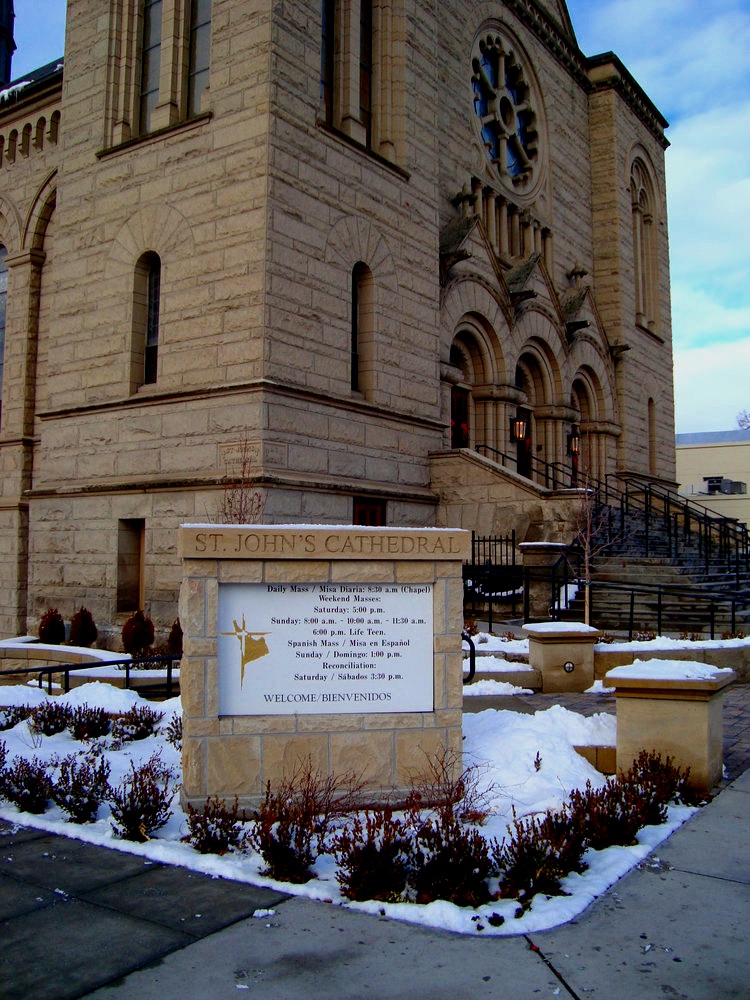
524;547;583;622
464;530;521;626
0;654;181;698
585;580;741;640
473;442;750;578
471;529;516;566
475;444;575;491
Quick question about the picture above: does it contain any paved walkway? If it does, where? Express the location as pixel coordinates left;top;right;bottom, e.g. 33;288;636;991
1;687;749;999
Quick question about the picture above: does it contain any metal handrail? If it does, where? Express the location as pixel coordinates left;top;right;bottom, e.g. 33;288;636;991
585;579;740;640
0;654;181;698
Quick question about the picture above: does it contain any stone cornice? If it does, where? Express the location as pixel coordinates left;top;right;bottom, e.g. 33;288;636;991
38;377;446;433
586;53;670;149
503;1;669;146
504;0;590;88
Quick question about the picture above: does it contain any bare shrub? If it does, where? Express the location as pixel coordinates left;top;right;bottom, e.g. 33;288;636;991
163;713;182;751
184;795;248;855
332;806;413;902
213;434;265;524
0;705;33;731
53;752;111;823
0;757;53;814
68;705;111;741
109;753;176;841
29;701;73;737
111;705;164;743
249;757;362;884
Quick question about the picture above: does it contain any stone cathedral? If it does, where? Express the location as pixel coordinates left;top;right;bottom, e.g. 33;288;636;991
0;0;674;639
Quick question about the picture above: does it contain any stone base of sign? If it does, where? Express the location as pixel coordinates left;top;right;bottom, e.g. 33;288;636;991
605;664;735;793
178;525;469;811
523;622;601;693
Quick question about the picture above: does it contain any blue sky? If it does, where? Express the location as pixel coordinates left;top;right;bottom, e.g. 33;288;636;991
11;1;750;433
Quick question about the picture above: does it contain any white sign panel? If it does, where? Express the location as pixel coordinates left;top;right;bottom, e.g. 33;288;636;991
217;582;434;714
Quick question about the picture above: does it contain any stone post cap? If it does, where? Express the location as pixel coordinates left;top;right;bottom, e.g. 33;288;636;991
605;658;736;693
523;621;601;641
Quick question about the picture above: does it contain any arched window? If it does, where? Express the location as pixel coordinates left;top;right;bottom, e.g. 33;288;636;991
132;252;161;390
0;244;7;426
351;261;373;395
140;0;163;133
631;159;658;332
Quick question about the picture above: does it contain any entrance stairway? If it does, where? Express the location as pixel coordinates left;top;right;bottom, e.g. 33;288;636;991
559;490;750;635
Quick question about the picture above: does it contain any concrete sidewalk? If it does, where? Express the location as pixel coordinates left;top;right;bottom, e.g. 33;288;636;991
1;766;748;999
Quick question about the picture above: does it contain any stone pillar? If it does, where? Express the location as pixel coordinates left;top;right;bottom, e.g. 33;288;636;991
524;621;601;692
605;660;735;794
519;541;569;620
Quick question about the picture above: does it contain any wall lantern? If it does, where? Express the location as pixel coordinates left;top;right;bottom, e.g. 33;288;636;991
510;415;528;442
568;428;581;456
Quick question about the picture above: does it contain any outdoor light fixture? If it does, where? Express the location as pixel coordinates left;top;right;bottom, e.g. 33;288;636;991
511;415;527;442
568;428;581;456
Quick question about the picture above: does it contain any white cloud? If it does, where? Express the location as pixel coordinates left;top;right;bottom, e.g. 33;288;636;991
674;340;750;433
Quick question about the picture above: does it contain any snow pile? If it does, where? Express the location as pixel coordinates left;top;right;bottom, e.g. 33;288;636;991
0;682;692;937
606;659;735;682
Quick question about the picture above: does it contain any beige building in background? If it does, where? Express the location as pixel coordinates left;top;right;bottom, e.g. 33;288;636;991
0;0;675;640
676;431;750;525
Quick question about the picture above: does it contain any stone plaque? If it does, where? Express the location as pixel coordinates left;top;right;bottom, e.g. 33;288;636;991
218;581;434;714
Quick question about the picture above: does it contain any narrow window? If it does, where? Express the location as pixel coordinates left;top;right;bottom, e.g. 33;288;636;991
648;397;657;475
117;519;145;613
359;0;372;146
132;252;161;390
351;261;373;394
140;0;163;133
144;254;161;384
631;159;658;332
321;0;336;126
0;245;7;427
187;0;212;117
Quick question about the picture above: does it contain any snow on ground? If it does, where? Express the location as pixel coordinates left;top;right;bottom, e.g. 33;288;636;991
0;678;695;937
462;679;533;696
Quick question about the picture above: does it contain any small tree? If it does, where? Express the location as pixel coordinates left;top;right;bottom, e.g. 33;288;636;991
121;609;155;657
571;473;623;625
213;433;265;524
38;608;65;645
69;606;98;647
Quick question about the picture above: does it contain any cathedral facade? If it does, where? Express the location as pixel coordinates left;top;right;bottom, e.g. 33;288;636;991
0;0;674;638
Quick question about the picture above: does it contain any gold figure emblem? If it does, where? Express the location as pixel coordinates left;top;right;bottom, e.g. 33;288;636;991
221;614;271;687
